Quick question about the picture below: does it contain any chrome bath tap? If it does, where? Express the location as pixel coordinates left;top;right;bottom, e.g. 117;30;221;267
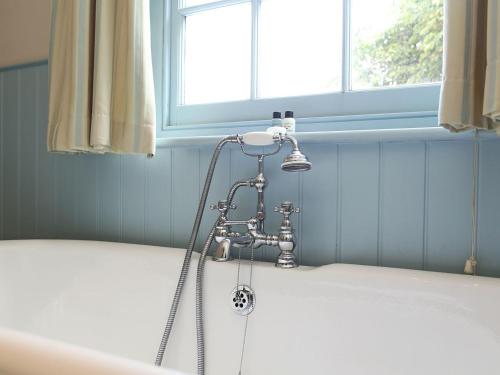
211;133;311;268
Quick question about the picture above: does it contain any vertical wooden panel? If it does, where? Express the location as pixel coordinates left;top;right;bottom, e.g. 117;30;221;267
54;155;76;238
19;67;38;238
121;156;146;244
339;143;380;265
171;147;199;248
197;146;231;251
97;154;121;242
380;142;426;269
477;140;500;277
145;147;172;246
300;144;337;266
262;146;300;263
426;141;472;273
76;154;98;240
2;70;20;239
35;65;55;238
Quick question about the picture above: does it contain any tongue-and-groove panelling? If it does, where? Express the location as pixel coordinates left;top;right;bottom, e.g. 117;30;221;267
1;63;500;276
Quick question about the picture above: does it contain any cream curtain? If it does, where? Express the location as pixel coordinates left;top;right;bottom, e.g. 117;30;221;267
439;0;500;132
48;0;156;155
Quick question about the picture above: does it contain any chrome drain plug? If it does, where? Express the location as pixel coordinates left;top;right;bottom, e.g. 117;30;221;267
230;285;255;316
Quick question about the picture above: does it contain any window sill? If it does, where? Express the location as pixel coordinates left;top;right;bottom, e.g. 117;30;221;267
156;111;496;148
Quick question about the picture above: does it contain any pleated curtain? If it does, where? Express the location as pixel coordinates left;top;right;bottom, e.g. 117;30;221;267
439;0;500;132
47;0;156;156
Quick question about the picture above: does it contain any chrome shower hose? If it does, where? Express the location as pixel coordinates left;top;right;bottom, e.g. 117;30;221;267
155;135;238;367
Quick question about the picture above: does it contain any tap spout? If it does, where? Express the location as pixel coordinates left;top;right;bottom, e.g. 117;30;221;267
213;239;232;262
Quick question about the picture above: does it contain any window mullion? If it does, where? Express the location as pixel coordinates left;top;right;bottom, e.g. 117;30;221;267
179;0;251;16
178;14;186;105
250;0;260;100
341;0;351;92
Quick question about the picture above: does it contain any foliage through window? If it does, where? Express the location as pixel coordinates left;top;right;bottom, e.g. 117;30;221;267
351;0;443;89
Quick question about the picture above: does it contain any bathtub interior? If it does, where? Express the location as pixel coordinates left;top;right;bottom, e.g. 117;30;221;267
1;239;500;375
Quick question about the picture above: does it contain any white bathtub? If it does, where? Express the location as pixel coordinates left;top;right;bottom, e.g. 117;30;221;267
1;239;499;375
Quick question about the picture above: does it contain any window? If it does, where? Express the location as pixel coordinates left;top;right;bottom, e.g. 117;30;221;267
168;0;443;126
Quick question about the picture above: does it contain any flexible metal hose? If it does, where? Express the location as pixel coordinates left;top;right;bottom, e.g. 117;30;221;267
195;227;215;375
155;135;238;367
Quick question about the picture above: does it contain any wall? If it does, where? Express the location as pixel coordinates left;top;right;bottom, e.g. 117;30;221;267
2;62;500;276
0;0;51;68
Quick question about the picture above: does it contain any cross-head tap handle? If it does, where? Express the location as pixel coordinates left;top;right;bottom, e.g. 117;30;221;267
210;200;237;213
273;201;300;216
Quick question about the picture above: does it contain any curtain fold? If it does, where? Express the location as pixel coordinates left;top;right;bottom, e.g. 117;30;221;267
48;0;156;156
439;0;500;133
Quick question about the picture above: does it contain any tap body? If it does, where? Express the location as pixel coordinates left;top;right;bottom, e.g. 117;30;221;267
211;157;300;268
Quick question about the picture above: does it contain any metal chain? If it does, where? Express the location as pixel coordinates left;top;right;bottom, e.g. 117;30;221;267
235;246;242;286
236;244;255;375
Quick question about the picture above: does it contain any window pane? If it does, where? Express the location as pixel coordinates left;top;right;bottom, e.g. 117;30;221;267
258;0;343;98
183;4;251;105
351;0;443;90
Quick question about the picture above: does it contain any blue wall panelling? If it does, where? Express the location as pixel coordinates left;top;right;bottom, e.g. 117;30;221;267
1;68;500;276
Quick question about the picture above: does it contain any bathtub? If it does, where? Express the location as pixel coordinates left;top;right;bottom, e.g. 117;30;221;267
0;239;499;375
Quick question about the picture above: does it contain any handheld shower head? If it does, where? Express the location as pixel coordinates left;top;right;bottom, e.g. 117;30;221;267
281;135;312;172
281;149;312;172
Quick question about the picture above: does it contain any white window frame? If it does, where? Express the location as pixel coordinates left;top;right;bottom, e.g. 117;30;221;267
166;0;441;128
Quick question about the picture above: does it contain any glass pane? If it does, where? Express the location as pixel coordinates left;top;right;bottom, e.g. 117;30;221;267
258;0;343;98
183;4;251;105
351;0;443;90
